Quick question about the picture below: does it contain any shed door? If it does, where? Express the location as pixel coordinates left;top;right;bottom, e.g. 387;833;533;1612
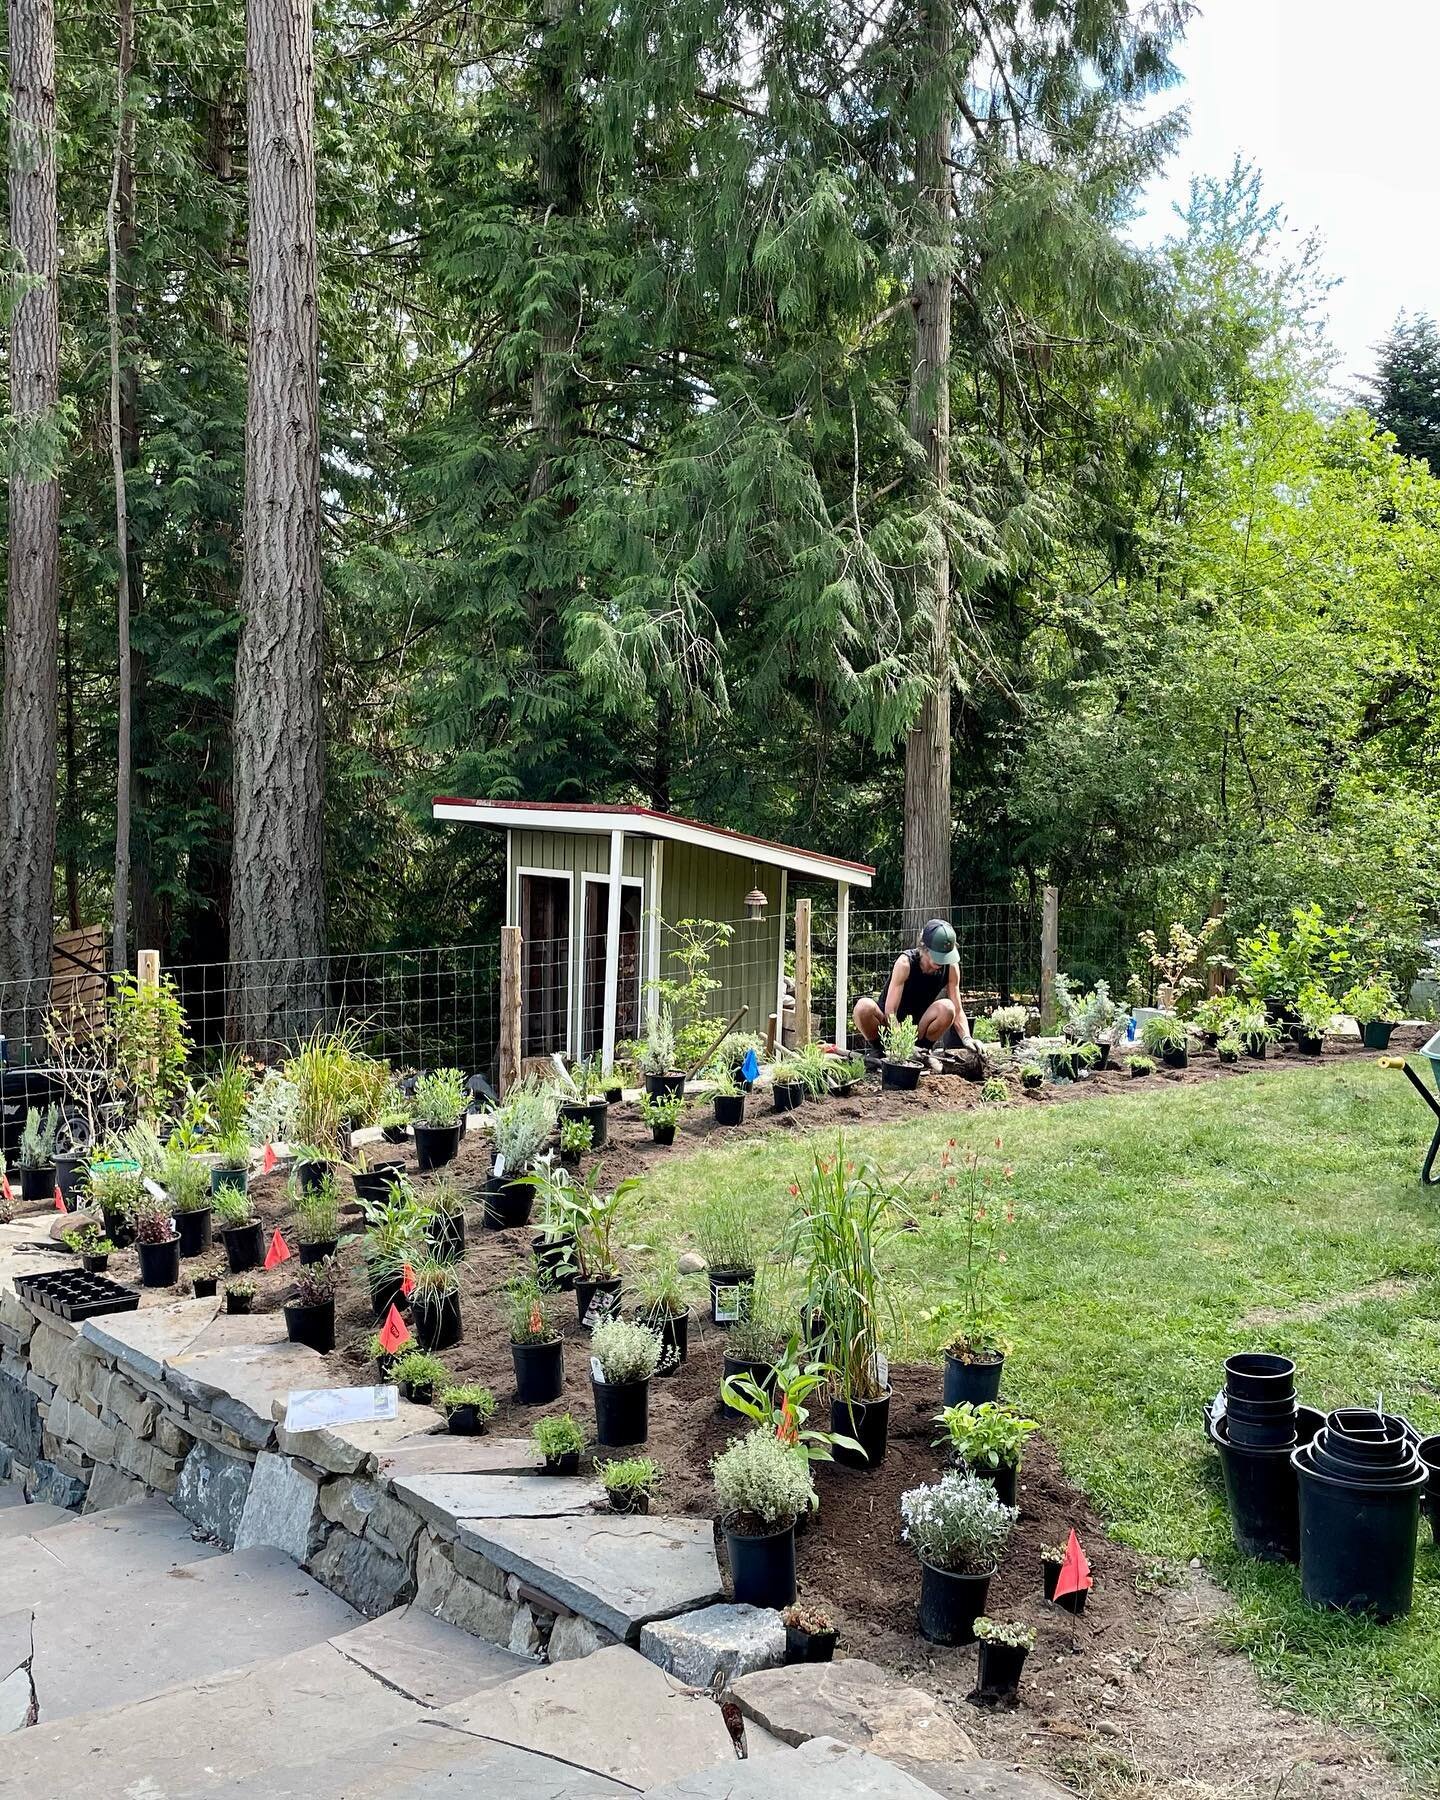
581;880;642;1056
520;874;571;1056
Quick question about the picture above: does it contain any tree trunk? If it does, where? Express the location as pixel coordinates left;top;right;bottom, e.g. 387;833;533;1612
525;0;581;520
229;0;325;1047
900;0;954;938
107;0;136;971
0;0;62;1010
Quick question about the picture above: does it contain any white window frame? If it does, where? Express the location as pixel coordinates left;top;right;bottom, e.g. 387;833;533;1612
578;872;645;1056
516;866;574;1058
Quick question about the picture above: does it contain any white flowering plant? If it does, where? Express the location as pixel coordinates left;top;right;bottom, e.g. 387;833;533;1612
713;1428;818;1534
900;1470;1017;1575
590;1317;663;1386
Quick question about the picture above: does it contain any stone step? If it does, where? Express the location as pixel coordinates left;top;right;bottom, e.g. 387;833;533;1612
4;1606;534;1792
25;1542;361;1724
0;1500;74;1540
0;1495;221;1610
641;1735;949;1797
0;1478;25;1508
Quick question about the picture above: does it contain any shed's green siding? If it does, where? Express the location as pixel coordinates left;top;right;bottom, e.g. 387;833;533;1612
658;840;784;1047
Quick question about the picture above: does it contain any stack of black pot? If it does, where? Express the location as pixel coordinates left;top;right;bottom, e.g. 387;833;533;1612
1206;1351;1322;1563
1222;1353;1297;1447
1292;1409;1427;1621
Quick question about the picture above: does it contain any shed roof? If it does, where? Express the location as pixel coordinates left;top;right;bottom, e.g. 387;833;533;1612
431;797;875;888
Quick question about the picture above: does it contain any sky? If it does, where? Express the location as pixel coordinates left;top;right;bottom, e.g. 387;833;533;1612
1133;0;1439;390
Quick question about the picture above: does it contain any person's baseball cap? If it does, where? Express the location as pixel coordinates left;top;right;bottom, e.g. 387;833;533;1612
921;919;960;967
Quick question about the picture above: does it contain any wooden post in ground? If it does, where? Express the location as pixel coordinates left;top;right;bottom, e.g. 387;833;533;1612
1039;887;1058;1030
137;948;161;1116
794;899;812;1048
499;926;521;1097
834;881;850;1050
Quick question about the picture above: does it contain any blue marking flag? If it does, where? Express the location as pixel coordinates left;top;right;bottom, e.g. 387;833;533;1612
740;1048;760;1084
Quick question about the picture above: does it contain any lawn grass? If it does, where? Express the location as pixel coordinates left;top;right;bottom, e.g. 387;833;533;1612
628;1061;1440;1778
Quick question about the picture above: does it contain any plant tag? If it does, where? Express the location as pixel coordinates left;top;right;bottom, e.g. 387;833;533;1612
583;1289;618;1329
493;1153;506;1178
590;1355;604;1382
714;1283;742;1324
875;1353;889;1389
143;1177;168;1202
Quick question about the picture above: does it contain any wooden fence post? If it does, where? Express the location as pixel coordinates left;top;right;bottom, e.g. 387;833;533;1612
137;949;161;1116
794;899;812;1048
1039;887;1058;1030
499;926;521;1096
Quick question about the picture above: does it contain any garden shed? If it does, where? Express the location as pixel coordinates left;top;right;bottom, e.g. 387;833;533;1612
432;798;875;1069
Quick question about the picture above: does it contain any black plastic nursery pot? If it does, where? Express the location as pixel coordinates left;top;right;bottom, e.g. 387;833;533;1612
192;1275;217;1298
55;1153;85;1209
210;1166;249;1200
1362;1019;1396;1050
943;1352;1003;1408
82;1253;110;1274
559;1098;609;1149
1042;1556;1063;1602
100;1204;134;1249
593;1375;650;1446
785;1623;836;1665
414;1123;462;1171
299;1237;338;1265
645;1071;686;1102
1054;1584;1088;1617
370;1272;407;1319
651;1123;677;1146
533;1231;576;1289
969;1460;1019;1508
1224;1352;1296;1400
225;1291;253;1315
1160;1046;1189;1069
400;1377;435;1405
296;1159;334;1195
413;1290;462;1352
608;1486;651;1516
175;1207;213;1259
726;1518;797;1609
881;1060;921;1092
1207;1403;1323;1563
918;1561;991;1646
1418;1436;1440;1543
771;1081;804;1113
512;1336;565;1405
1294;1445;1426;1619
645;1307;688;1372
976;1640;1029;1701
428;1211;467;1262
20;1163;56;1204
285;1297;336;1355
714;1093;746;1126
1244;1037;1269;1059
137;1237;181;1289
544;1450;581;1476
352;1163;406;1207
1295;1034;1324;1057
830;1388;891;1469
708;1267;755;1326
575;1274;623;1330
381;1123;411;1145
721;1355;775;1419
484;1176;534;1230
446;1403;486;1436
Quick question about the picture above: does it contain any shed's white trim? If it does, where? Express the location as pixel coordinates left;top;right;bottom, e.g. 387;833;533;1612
514;865;574;1059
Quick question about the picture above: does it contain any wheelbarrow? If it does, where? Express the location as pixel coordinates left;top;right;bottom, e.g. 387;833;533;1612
1386;1029;1440;1185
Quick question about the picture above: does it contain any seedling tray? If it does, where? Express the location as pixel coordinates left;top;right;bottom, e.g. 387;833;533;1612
13;1268;140;1322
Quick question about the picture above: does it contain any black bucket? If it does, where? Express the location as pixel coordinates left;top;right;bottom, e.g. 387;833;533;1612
726;1519;797;1609
593;1375;650;1446
176;1208;213;1260
512;1336;564;1405
284;1297;336;1355
414;1123;461;1171
1207;1402;1323;1563
943;1353;1003;1407
714;1094;746;1126
413;1289;462;1351
1294;1444;1426;1619
484;1176;534;1229
918;1561;991;1645
221;1222;264;1274
1224;1352;1295;1400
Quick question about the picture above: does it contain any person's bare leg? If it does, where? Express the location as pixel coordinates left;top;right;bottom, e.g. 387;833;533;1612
853;997;885;1047
917;996;957;1046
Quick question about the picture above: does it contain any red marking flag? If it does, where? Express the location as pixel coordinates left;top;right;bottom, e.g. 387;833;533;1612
54;1185;66;1211
1;1169;12;1204
263;1228;292;1270
401;1261;416;1298
378;1305;409;1355
262;1143;278;1175
1053;1528;1092;1602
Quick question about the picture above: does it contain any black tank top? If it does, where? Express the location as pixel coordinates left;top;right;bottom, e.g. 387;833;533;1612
896;948;946;1022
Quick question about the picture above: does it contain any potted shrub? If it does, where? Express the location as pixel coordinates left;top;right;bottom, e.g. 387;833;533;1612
378;1093;412;1144
534;1412;585;1475
979;1076;1009;1107
131;1193;182;1288
391;1349;450;1405
826;1053;866;1099
1040;1542;1066;1601
1125;1054;1154;1079
63;1222;114;1273
1343;978;1400;1050
939;1138;1015;1406
295;1173;342;1263
488;1079;559;1226
412;1067;468;1170
1233;1005;1278;1059
789;1043;830;1101
1015;1062;1042;1094
879;1015;921;1090
293;1145;337;1195
787;1140;900;1467
933;1401;1039;1507
88;1159;143;1248
191;1263;220;1299
1216;1033;1242;1065
782;1601;837;1664
973;1616;1034;1702
768;1059;806;1113
709;1060;746;1126
526;1158;578;1289
1140;1014;1189;1069
17;1105;59;1204
636;1265;688;1372
211;1133;250;1200
640;1008;685;1101
368;1324;415;1380
284;1258;337;1353
225;1277;255;1315
697;1194;757;1326
425;1174;468;1261
560;1168;639;1328
640;1090;685;1145
721;1303;784;1419
589;1316;663;1446
214;1185;265;1273
350;1148;406;1207
508;1273;565;1404
559;1114;593;1167
410;1255;462;1350
989;1005;1029;1049
1293;983;1333;1056
558;1053;610;1149
600;1455;660;1514
715;1428;817;1609
360;1183;426;1317
438;1382;496;1435
901;1470;1018;1646
1045;1042;1086;1082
